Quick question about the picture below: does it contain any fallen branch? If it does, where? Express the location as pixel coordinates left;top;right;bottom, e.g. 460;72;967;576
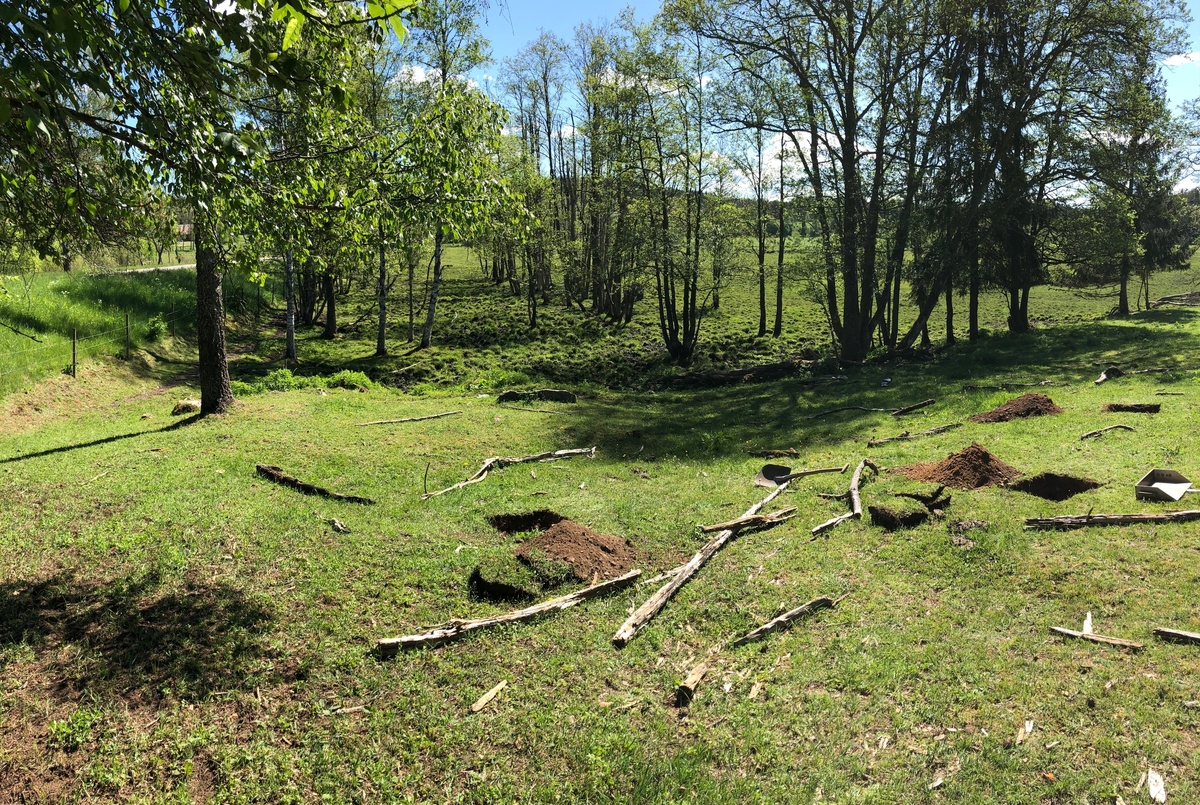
1049;626;1144;650
1155;391;1185;396
700;506;798;533
471;680;508;713
613;483;792;648
356;410;461;426
812;400;934;419
422;447;596;500
255;464;375;504
811;459;879;536
1080;424;1135;440
1153;627;1200;646
1150;292;1200;308
748;448;800;458
497;389;577;403
731;596;837;647
891;398;936;416
962;381;1051;391
1026;510;1200;530
376;569;641;654
868;423;960;447
0;319;43;342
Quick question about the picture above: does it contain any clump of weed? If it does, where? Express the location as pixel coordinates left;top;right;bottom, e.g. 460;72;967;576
47;707;102;750
232;368;375;395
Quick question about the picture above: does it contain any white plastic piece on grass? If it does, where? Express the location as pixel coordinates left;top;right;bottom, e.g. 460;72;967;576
1147;768;1167;803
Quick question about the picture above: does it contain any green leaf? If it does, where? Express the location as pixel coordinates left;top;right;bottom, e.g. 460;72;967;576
389;14;407;43
117;0;130;13
282;15;303;51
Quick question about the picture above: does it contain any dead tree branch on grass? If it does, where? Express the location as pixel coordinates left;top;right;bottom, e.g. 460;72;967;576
1050;626;1144;650
255;464;375;504
422;447;596;499
357;411;461;426
612;483;792;648
1026;510;1200;530
731;596;837;647
1080;424;1135;440
377;569;641;654
700;507;798;533
810;400;934;420
868;423;960;447
811;460;879;536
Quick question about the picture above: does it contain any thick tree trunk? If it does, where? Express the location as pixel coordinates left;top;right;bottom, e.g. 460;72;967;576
284;248;297;361
420;229;443;349
323;270;336;339
376;225;387;357
195;234;233;415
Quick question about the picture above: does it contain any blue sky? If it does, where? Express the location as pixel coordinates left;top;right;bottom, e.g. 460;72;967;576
479;0;1200;111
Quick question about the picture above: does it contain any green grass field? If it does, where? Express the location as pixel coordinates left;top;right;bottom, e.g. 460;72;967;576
3;253;1200;803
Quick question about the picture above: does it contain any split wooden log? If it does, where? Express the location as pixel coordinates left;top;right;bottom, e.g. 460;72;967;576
1150;292;1200;308
675;662;708;705
868;423;960;447
1026;510;1200;530
812;400;934;419
731;596;837;647
1153;627;1200;646
700;506;798;533
1049;626;1144;650
422;446;596;500
376;569;641;654
255;464;375;504
811;459;879;536
356;410;461;426
1080;424;1135;440
612;483;792;648
497;389;578;403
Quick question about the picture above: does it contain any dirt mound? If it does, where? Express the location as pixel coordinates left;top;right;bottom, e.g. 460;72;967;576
487;510;566;534
1102;403;1160;414
1009;472;1101;502
968;393;1063;423
515;520;636;583
895;443;1021;489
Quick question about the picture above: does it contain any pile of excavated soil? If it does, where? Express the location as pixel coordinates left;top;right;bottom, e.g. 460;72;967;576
1102;403;1160;414
515;520;636;582
968;393;1063;423
1009;472;1101;502
895;443;1022;489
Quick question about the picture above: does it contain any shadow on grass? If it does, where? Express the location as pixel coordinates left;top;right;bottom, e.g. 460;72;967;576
559;315;1200;460
0;414;204;465
0;569;273;704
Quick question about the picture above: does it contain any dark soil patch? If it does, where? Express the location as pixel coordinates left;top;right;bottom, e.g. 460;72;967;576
1102;403;1160;414
1009;472;1101;502
968;393;1063;423
487;510;566;534
868;505;928;531
467;566;537;604
895;443;1021;490
515;520;636;583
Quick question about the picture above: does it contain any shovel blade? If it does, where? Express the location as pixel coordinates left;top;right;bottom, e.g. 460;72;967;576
755;463;792;487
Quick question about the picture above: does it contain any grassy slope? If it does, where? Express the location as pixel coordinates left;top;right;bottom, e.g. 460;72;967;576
3;259;1200;803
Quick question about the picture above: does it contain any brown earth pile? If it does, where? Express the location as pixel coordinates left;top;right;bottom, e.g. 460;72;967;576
968;393;1063;423
515;520;636;582
895;442;1021;489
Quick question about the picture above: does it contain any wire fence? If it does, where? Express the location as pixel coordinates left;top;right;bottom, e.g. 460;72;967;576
0;308;187;390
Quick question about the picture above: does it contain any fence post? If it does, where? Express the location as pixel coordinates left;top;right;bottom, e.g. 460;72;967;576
72;329;77;378
125;312;130;360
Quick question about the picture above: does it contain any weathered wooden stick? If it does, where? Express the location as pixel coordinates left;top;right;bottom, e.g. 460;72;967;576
356;410;461;426
1050;626;1144;650
1155;391;1185;396
422;447;596;499
868;423;960;447
1153;627;1200;645
700;507;798;533
676;662;708;705
810;405;893;418
255;464;375;504
612;484;792;648
470;680;507;713
892;398;936;416
377;569;641;654
811;459;879;536
731;596;837;647
1026;510;1200;530
1080;424;1135;440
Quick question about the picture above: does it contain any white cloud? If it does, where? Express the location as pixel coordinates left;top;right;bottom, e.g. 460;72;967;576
1164;53;1200;66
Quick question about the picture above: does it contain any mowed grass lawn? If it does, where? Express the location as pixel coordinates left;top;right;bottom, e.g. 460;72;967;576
3;267;1200;801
